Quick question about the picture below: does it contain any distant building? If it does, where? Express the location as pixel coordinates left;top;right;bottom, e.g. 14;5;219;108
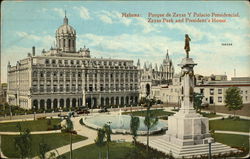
139;51;174;98
195;78;250;105
151;75;181;104
0;83;7;104
151;75;250;106
7;15;140;110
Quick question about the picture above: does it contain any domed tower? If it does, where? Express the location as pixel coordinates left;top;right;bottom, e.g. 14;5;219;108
56;12;76;52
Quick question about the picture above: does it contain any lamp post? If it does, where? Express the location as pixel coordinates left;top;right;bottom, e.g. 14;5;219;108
9;105;12;120
33;106;36;120
59;106;62;116
208;138;213;159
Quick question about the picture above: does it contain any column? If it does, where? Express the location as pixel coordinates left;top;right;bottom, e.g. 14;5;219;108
57;70;60;92
97;70;100;91
87;71;89;91
64;70;66;93
45;99;47;110
38;100;40;109
50;71;53;93
44;70;47;93
37;70;40;93
76;98;79;107
108;71;111;92
70;70;72;93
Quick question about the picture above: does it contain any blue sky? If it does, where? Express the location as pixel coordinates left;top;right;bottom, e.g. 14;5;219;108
1;1;250;83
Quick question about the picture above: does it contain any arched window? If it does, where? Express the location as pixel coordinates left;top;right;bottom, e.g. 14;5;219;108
72;40;74;47
69;39;71;48
63;39;66;47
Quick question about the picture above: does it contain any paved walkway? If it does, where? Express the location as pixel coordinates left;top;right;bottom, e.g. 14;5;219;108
215;130;250;136
0;130;61;135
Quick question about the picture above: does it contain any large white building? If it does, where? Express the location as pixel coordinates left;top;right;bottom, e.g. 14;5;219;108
7;15;140;110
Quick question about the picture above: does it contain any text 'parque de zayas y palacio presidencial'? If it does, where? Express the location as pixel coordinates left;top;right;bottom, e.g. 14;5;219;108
121;12;240;23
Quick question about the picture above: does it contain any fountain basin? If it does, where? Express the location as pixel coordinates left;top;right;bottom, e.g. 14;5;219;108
82;114;167;135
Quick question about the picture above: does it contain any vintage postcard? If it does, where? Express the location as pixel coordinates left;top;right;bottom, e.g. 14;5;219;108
0;1;249;159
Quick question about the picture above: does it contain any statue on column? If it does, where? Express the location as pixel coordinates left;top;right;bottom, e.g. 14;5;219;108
184;34;191;58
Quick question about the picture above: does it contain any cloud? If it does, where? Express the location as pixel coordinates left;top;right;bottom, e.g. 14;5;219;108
74;6;90;20
96;10;132;26
99;15;113;24
16;31;54;48
52;8;65;17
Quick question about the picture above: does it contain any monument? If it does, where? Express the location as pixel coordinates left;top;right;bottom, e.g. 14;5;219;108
165;34;213;146
139;34;240;158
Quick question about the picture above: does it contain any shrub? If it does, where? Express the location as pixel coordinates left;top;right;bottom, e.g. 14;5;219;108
79;118;84;125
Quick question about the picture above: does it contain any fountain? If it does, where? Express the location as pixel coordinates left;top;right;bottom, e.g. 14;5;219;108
81;114;167;135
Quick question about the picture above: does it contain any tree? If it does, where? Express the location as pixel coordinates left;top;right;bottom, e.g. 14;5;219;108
39;138;50;159
95;128;106;159
65;117;74;159
144;107;158;152
130;115;140;145
14;128;32;159
225;87;243;117
103;123;112;159
193;92;203;112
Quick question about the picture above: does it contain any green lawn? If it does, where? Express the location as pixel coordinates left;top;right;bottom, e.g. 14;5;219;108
0;118;61;132
2;133;87;158
199;112;221;118
62;142;167;159
209;118;250;132
122;109;174;117
213;133;249;156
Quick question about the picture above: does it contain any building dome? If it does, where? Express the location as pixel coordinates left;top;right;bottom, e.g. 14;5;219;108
56;24;76;35
55;15;76;52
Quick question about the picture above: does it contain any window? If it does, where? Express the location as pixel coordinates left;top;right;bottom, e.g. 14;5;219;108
45;59;49;64
71;60;74;65
69;39;71;48
210;89;214;95
218;89;222;94
200;88;204;94
46;72;50;77
218;97;222;103
63;39;65;47
246;96;248;101
245;90;248;94
52;60;56;64
58;60;62;64
65;60;68;64
240;90;243;94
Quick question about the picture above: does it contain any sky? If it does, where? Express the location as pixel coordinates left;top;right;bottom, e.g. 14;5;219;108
1;1;250;83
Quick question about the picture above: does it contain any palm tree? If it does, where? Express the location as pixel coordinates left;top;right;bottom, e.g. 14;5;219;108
38;138;50;159
103;123;112;159
65;115;74;159
14;128;32;159
130;115;140;145
95;128;106;159
144;106;158;152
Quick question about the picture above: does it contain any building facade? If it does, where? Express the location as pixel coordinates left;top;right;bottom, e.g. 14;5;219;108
7;15;140;110
139;51;174;98
151;75;250;106
194;79;250;105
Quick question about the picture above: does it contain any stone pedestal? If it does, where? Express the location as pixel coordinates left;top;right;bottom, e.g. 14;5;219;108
165;57;213;146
